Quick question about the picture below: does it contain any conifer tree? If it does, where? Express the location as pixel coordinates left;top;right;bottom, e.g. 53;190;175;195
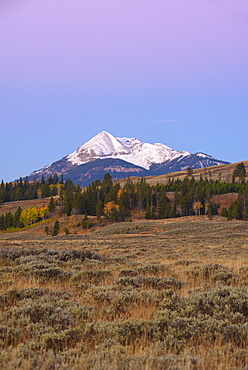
5;212;13;228
145;205;152;219
187;167;193;177
52;220;60;236
96;200;103;221
233;162;246;182
48;197;56;212
44;226;50;235
0;214;5;230
13;207;23;228
221;207;228;218
207;206;213;220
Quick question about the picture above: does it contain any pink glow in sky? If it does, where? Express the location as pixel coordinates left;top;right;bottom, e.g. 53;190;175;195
0;0;248;181
0;0;248;89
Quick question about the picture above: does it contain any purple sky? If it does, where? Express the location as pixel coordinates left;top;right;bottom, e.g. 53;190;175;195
0;0;248;181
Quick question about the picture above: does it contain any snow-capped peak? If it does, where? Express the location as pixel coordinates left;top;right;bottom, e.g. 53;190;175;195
67;131;190;170
194;152;212;159
80;131;130;156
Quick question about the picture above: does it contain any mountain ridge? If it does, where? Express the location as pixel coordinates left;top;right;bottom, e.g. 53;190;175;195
66;131;190;170
30;131;229;186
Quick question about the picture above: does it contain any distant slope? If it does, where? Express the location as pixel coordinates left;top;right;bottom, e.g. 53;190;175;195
121;160;248;187
58;158;147;186
149;153;229;176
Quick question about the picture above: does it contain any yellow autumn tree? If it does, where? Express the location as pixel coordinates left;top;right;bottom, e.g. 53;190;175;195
193;201;202;216
104;201;120;219
20;207;39;226
117;189;123;199
39;206;49;220
49;184;57;196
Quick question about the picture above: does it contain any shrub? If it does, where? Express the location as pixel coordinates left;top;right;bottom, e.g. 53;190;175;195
186;263;236;283
70;270;113;285
114;276;182;290
136;264;168;276
119;269;138;277
0;247;105;265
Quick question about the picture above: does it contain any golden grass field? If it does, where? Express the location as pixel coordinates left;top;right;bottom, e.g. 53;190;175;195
0;210;248;369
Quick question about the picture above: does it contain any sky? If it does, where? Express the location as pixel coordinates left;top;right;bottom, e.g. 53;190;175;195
0;0;248;181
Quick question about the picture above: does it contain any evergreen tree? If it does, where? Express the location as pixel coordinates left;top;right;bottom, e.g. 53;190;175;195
145;205;152;219
10;187;23;201
164;202;172;218
228;200;243;220
72;185;84;214
221;207;228;218
207;206;213;220
13;207;23;228
54;173;59;184
244;205;248;221
44;226;50;235
102;173;113;194
0;214;5;230
158;192;170;218
63;180;75;216
41;183;50;198
52;220;60;236
96;200;103;221
187;167;193;177
233;162;246;182
48;197;56;212
5;212;14;228
64;196;73;216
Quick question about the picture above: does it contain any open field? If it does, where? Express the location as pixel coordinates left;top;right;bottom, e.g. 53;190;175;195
0;215;248;369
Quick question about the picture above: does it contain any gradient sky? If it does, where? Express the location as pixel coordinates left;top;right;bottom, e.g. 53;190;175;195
0;0;248;181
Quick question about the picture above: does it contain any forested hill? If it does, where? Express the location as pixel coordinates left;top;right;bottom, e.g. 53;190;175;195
0;162;248;232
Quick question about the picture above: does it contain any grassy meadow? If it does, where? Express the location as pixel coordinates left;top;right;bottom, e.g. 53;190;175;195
0;213;248;369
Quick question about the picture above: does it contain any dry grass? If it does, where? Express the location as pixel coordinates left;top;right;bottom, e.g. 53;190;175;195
0;215;248;369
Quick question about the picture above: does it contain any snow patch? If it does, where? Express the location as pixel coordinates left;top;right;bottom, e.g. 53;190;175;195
195;152;212;159
67;131;190;169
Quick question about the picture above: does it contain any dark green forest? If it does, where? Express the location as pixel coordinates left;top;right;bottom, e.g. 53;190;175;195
61;167;248;222
0;174;62;203
1;163;248;231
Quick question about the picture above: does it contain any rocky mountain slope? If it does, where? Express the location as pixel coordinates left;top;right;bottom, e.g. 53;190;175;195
30;131;229;186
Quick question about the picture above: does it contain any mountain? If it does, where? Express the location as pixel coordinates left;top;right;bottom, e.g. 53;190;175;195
66;131;190;170
30;131;229;186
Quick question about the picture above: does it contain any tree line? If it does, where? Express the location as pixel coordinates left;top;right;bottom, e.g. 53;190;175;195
0;174;63;204
0;163;247;227
59;163;248;221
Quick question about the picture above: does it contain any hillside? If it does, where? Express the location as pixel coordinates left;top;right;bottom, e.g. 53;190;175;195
118;160;248;186
1;160;247;235
1;163;248;369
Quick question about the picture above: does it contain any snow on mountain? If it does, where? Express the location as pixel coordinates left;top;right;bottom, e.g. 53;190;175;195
194;152;210;159
29;130;230;186
67;131;190;170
